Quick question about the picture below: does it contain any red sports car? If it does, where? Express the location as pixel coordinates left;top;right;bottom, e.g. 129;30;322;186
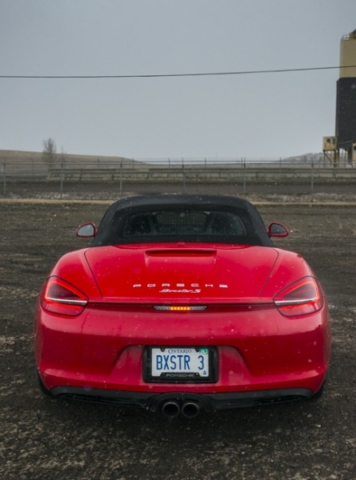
34;195;331;418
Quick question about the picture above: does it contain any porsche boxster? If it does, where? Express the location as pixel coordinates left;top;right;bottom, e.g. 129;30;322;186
34;195;331;418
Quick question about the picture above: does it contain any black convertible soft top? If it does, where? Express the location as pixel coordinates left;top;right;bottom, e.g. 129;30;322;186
91;194;273;247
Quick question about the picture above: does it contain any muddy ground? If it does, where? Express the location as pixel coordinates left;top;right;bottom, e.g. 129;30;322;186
0;198;356;480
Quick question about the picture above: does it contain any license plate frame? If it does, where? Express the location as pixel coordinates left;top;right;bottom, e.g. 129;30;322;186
143;346;218;383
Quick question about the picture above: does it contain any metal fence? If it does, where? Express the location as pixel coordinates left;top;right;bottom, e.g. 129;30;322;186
1;157;356;200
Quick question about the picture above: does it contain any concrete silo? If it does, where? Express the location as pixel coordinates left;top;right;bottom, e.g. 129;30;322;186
323;29;356;164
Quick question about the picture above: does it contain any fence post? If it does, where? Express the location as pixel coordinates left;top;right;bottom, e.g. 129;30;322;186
243;159;247;197
2;161;6;196
119;160;123;197
182;158;186;192
310;161;314;196
60;161;64;199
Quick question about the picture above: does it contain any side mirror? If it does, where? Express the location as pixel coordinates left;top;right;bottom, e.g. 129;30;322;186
76;223;97;238
267;222;289;238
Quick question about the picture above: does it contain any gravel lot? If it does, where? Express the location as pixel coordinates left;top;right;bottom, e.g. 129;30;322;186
1;198;355;480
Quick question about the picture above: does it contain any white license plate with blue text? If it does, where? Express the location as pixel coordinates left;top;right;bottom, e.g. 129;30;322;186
151;347;209;378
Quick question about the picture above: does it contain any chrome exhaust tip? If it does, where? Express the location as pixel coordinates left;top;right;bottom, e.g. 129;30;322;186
161;400;180;419
181;401;200;419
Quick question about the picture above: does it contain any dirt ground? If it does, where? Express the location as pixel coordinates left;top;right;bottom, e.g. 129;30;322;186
1;197;356;480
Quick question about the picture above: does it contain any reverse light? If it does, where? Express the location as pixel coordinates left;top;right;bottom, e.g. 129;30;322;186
274;277;323;317
41;276;88;316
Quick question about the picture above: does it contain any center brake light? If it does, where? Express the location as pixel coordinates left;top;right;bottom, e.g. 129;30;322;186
41;276;88;316
274;277;323;317
154;306;207;312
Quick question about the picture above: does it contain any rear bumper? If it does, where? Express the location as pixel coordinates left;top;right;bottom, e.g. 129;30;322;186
35;302;331;412
50;385;315;412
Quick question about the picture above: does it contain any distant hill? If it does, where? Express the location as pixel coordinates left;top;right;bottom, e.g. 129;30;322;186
0;149;139;165
279;153;324;164
0;149;147;175
0;149;329;173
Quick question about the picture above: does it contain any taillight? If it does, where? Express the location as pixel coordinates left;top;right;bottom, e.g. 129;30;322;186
274;277;323;317
41;276;88;316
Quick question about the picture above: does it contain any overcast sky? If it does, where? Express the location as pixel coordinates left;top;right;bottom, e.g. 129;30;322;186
1;0;356;160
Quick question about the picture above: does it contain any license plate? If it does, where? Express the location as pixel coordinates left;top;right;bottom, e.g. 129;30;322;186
151;347;209;378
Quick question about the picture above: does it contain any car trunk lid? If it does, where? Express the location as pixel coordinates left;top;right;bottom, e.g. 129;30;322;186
84;244;278;303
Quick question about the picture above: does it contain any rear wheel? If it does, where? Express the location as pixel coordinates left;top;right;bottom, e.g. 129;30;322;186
37;373;53;397
309;379;327;401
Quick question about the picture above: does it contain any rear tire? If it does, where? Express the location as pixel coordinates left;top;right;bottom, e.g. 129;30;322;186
310;379;327;401
37;373;53;397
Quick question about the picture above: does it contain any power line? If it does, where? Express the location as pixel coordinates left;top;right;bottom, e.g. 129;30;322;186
0;65;356;79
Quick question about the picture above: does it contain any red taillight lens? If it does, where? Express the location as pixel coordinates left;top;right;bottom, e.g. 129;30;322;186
41;277;88;316
274;277;323;317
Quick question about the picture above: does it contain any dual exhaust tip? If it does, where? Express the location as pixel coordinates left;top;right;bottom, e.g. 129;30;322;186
161;400;201;419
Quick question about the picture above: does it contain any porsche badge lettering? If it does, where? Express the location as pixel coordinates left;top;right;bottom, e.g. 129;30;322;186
132;283;228;293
